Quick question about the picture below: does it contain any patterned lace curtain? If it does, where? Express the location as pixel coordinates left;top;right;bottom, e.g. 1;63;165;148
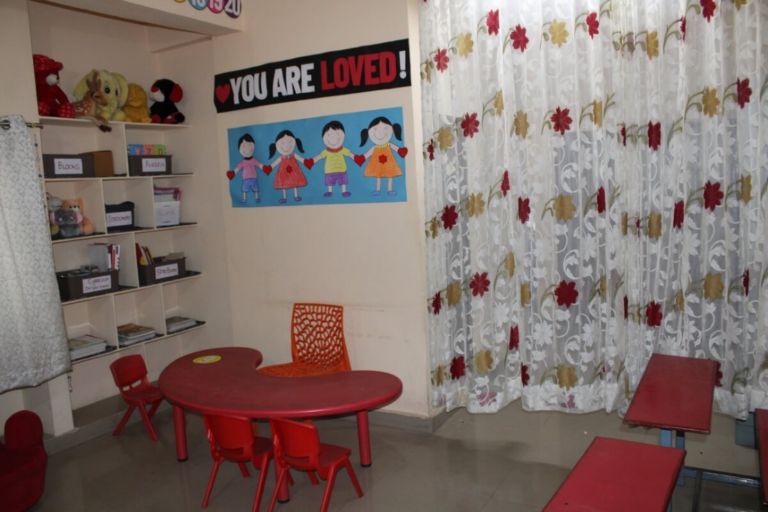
421;0;768;418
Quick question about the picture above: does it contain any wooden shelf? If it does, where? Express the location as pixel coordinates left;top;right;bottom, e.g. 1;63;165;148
52;223;196;244
40;116;191;130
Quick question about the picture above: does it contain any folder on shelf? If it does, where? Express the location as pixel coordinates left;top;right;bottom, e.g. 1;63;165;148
166;316;198;333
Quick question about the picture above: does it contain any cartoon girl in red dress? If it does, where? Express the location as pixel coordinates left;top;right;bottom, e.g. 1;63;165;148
267;130;310;203
356;117;408;196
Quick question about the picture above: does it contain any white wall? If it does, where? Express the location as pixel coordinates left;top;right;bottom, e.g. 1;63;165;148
212;0;430;417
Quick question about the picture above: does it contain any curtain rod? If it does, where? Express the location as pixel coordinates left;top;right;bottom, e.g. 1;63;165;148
0;120;44;130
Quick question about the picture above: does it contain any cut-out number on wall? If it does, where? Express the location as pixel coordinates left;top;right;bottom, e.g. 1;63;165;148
189;0;207;9
208;0;224;13
224;0;241;18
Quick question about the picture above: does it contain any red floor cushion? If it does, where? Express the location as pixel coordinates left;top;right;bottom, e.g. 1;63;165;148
0;411;47;512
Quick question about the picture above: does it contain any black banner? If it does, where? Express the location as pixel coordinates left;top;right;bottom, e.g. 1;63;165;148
213;39;411;113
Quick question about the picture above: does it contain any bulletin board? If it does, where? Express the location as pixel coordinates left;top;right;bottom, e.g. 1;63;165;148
226;107;407;207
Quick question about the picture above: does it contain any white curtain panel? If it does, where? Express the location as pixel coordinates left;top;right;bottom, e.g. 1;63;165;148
421;0;768;418
0;116;69;392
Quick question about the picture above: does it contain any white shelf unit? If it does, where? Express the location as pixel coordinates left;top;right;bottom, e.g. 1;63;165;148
42;120;206;410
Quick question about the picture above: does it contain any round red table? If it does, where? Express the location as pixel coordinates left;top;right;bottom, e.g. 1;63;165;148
159;347;403;468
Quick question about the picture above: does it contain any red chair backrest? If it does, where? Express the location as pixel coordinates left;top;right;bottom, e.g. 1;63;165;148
291;303;351;371
110;354;149;390
270;418;321;463
203;415;254;452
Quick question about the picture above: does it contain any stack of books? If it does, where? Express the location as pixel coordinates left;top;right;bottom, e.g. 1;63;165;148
166;316;198;334
69;334;107;360
117;323;156;347
88;243;120;271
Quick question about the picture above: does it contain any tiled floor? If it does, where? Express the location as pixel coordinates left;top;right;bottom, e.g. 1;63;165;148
34;402;763;511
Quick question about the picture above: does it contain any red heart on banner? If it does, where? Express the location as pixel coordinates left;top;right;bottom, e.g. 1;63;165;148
397;147;408;158
226;170;235;180
216;84;231;104
354;155;366;166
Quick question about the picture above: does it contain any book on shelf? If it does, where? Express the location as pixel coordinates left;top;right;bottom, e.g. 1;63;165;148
88;243;120;272
165;315;198;333
117;323;156;346
69;334;107;359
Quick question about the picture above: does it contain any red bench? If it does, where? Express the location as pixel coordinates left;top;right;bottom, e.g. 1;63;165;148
544;437;685;512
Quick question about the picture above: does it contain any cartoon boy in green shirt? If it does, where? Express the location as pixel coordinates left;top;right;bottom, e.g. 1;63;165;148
308;120;357;198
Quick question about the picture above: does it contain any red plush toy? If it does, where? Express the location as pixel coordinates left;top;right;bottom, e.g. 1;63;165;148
33;54;75;118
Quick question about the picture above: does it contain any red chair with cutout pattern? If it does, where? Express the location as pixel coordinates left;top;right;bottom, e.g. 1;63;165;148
268;417;363;512
258;304;351;377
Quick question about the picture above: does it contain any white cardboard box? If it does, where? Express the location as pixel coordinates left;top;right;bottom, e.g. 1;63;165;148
155;201;180;226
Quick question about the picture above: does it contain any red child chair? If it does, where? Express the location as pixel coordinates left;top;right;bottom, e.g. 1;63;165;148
0;410;48;512
202;415;284;512
110;354;164;441
258;303;351;377
268;417;363;512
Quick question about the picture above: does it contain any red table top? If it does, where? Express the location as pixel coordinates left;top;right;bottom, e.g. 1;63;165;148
158;347;403;418
544;437;685;512
624;354;717;434
756;409;768;505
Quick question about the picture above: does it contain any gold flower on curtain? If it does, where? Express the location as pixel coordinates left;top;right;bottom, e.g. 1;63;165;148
702;87;720;116
513;111;529;138
474;350;493;374
552;195;577;221
548;20;569;48
446;282;462;306
557;366;578;390
467;193;485;217
704;273;725;301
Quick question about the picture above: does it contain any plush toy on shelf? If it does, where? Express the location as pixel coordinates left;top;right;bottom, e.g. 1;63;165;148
51;209;82;238
149;79;185;124
46;192;63;238
33;55;75;118
61;198;95;236
74;69;129;122
123;83;152;123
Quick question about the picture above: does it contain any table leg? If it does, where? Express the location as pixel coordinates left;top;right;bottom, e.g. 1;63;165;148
357;410;371;467
173;405;188;462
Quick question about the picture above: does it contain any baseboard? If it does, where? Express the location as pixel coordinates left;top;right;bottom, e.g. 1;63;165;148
43;402;455;456
335;406;458;434
43;401;172;456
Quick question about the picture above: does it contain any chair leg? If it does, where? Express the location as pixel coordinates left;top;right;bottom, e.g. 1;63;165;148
344;458;364;497
268;467;288;512
238;462;251;478
308;471;320;486
319;465;340;512
147;399;162;418
252;456;270;512
113;404;136;436
137;401;159;441
202;459;222;508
